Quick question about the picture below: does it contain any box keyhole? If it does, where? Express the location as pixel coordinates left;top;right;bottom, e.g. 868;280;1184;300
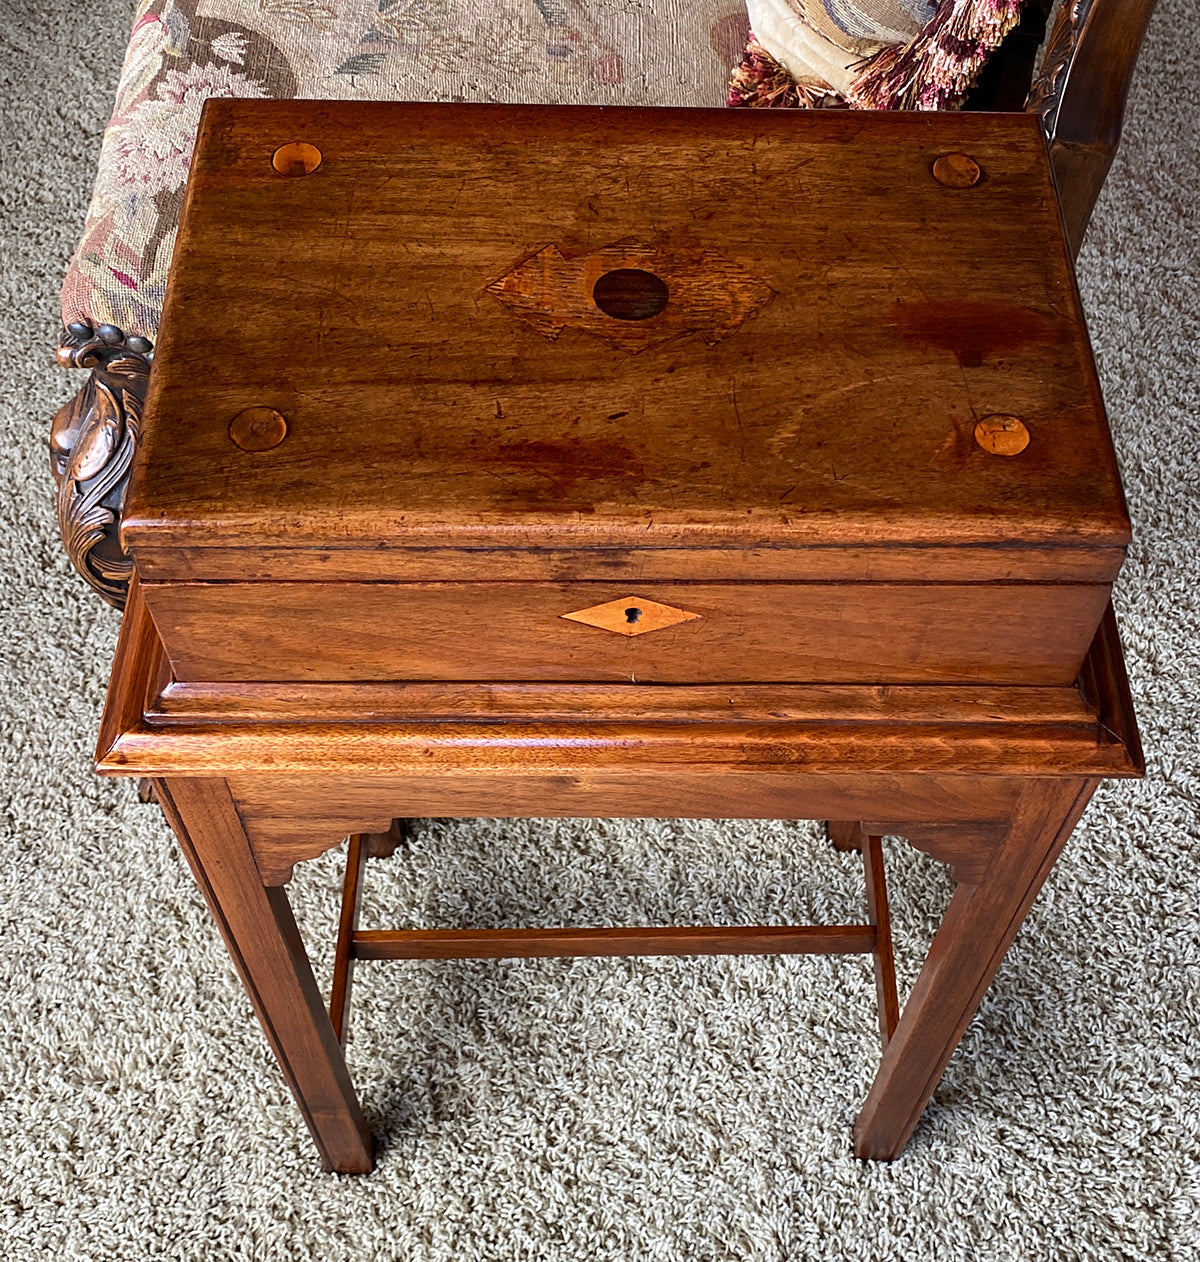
593;270;669;321
625;607;642;624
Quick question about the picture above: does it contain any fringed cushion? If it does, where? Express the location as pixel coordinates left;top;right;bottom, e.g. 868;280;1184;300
62;0;750;346
729;0;1025;110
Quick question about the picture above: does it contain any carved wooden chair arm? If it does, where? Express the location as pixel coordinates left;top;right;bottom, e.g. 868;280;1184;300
52;322;151;608
1027;0;1158;256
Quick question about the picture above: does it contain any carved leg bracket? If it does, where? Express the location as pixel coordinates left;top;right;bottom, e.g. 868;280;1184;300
826;820;867;853
51;323;152;609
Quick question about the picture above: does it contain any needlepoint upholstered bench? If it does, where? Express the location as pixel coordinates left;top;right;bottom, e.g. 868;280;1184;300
51;0;1155;609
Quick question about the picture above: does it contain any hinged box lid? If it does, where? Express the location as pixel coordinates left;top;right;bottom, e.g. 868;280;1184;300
124;101;1129;585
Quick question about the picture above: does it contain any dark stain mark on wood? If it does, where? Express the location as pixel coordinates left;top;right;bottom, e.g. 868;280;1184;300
885;300;1061;368
493;437;646;487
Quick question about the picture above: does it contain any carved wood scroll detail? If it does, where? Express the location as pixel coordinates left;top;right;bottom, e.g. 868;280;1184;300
52;324;152;609
1026;0;1086;125
1024;0;1158;253
252;815;1007;888
244;818;409;886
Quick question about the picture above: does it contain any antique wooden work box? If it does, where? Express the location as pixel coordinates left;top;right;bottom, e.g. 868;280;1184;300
99;101;1142;1173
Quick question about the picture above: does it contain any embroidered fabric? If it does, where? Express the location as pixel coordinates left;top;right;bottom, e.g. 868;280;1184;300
61;0;749;343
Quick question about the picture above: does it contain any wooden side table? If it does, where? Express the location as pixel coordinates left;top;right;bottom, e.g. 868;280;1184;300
97;102;1142;1172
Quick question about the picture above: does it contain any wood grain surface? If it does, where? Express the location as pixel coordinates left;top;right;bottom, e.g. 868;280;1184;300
125;103;1128;578
350;924;878;960
153;776;373;1172
98;592;1142;886
141;578;1112;685
96;99;1147;1170
853;775;1099;1159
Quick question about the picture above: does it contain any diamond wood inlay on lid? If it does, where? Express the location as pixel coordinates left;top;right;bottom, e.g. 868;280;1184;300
488;241;775;353
561;596;701;637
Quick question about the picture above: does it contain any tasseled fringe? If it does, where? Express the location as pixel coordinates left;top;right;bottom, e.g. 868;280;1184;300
728;34;843;109
729;1;1026;111
846;0;1026;111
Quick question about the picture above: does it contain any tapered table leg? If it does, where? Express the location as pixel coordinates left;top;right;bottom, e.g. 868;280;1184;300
853;776;1100;1160
154;777;374;1174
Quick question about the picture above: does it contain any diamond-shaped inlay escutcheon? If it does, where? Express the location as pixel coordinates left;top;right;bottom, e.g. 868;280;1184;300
488;241;775;354
561;596;701;637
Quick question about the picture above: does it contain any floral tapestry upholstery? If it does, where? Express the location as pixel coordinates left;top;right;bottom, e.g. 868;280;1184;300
62;0;751;344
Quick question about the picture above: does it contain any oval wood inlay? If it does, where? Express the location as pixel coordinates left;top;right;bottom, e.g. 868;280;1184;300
932;152;982;188
230;407;289;452
272;142;322;177
975;415;1031;455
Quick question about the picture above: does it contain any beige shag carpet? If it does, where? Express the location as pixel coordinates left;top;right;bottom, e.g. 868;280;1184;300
1;2;1197;1258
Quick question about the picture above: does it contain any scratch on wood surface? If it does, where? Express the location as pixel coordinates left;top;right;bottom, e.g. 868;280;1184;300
730;382;747;463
